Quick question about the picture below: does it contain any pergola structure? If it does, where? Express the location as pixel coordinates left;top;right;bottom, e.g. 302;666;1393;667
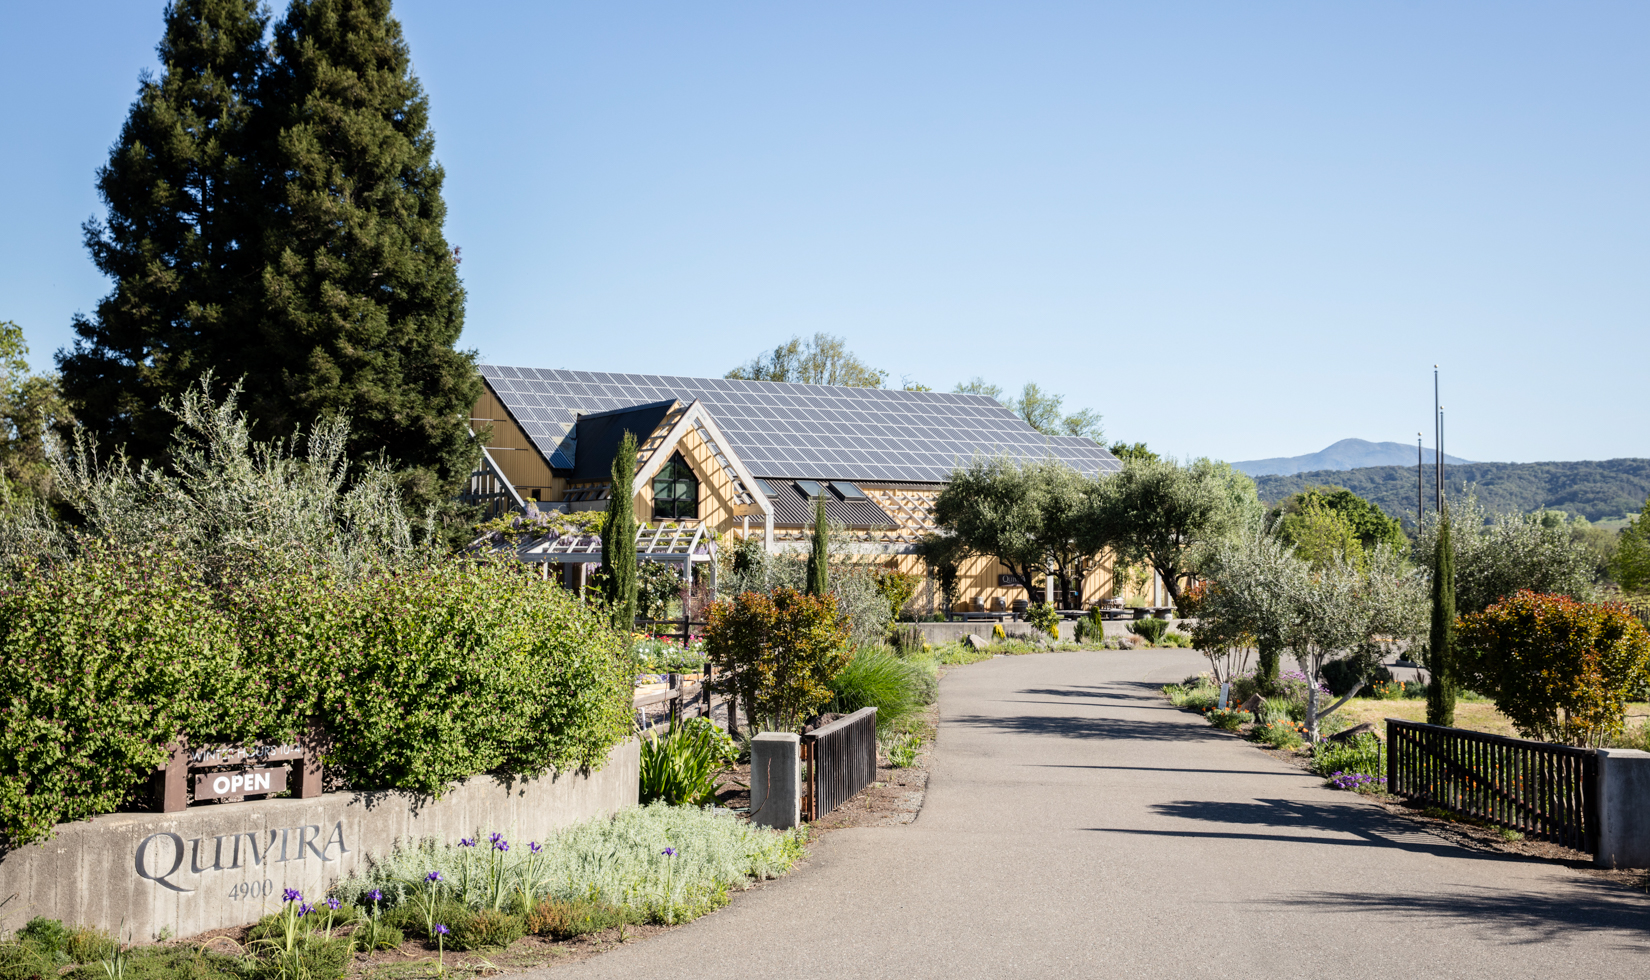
505;522;717;634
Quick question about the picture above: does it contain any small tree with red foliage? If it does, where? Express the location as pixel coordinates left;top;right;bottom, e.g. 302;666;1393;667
1457;590;1650;747
704;587;851;728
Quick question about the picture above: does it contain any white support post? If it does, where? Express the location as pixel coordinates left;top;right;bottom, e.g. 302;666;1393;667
680;557;691;647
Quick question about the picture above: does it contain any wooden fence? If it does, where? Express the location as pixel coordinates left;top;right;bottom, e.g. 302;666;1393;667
635;618;707;646
801;707;878;821
1386;719;1598;852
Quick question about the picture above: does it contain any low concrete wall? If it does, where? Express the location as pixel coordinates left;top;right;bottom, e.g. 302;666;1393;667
906;619;1197;645
0;739;639;941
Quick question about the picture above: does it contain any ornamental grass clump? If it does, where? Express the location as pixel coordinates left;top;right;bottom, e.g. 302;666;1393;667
1128;617;1171;646
1311;732;1386;785
826;646;935;731
1163;677;1221;710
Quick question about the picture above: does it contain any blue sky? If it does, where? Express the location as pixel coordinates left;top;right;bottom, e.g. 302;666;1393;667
2;2;1645;463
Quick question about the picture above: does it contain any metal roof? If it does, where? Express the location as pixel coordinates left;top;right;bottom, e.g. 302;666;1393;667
479;365;1120;484
764;478;896;527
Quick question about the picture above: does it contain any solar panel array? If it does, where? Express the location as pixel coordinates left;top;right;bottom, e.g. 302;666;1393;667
480;365;1120;484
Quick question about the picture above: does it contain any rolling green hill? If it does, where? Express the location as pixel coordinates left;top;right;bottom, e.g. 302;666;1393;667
1252;459;1650;527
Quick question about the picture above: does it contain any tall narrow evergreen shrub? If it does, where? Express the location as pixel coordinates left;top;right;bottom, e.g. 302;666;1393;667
1426;510;1458;726
602;432;638;633
1256;639;1282;693
806;495;829;596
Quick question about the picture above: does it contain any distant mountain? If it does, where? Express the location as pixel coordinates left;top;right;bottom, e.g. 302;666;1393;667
1253;459;1650;527
1233;439;1472;477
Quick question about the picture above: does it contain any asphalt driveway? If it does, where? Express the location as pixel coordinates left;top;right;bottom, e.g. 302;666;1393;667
536;649;1650;980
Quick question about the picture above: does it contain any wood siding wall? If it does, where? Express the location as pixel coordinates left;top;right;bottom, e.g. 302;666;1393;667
471;389;562;501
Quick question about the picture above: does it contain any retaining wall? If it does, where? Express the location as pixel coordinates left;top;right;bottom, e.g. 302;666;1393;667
904;619;1197;645
0;739;639;941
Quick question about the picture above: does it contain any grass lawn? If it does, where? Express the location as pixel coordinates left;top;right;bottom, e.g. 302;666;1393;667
1330;697;1650;740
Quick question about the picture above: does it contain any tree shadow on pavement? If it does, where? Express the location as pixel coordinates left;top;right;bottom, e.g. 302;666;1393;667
1089;797;1481;861
949;711;1225;742
1264;880;1650;944
1015;685;1169;704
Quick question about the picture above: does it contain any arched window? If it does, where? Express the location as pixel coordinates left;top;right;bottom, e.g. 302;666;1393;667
652;453;699;520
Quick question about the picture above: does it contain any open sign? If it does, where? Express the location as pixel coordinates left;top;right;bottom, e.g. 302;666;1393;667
192;767;288;800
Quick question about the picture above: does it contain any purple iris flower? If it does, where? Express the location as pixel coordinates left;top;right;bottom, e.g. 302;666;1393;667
458;837;475;847
493;839;509;852
528;842;542;855
283;888;303;903
426;870;444;883
434;924;450;936
661;847;676;858
297;903;313;916
488;832;502;844
367;889;383;903
326;897;341;910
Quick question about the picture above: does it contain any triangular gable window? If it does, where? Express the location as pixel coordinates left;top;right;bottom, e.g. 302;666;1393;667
652;453;699;520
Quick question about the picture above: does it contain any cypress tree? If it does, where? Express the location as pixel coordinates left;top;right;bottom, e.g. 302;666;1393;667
1426;509;1458;726
1256;639;1281;694
806;495;829;596
243;0;480;521
602;432;638;634
58;0;268;462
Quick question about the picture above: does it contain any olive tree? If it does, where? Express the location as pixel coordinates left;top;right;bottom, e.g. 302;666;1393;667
1415;494;1597;615
10;376;421;582
928;456;1108;608
1089;457;1261;610
1198;530;1427;739
1192;531;1298;690
1279;544;1429;741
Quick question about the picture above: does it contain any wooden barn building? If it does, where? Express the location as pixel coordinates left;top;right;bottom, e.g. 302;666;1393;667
466;365;1124;610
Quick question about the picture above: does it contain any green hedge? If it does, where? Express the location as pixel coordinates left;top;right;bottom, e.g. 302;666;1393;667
0;548;631;848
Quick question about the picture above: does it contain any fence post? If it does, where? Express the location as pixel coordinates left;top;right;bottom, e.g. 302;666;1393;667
296;731;324;799
749;733;800;830
1385;719;1396;793
149;741;189;812
1595;748;1650;868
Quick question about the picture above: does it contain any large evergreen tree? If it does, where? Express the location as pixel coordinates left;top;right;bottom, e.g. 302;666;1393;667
59;0;268;462
62;0;480;527
1426;510;1459;726
245;0;479;518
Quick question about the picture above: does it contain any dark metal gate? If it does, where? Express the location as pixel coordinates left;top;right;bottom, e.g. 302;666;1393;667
801;707;878;821
1387;718;1598;852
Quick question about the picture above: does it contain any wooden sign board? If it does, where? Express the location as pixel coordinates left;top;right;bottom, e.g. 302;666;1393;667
193;767;288;800
151;735;322;812
189;744;305;766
